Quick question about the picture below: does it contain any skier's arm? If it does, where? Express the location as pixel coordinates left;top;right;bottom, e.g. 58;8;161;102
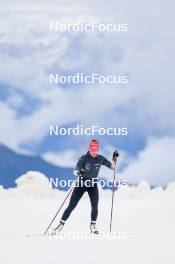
102;150;119;170
101;156;113;169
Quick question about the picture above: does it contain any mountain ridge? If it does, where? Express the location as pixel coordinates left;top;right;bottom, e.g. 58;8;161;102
0;144;74;189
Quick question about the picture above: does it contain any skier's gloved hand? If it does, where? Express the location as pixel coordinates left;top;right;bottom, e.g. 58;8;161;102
112;150;119;162
73;169;85;177
77;169;86;177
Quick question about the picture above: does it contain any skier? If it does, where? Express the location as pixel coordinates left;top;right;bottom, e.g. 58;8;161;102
52;139;119;235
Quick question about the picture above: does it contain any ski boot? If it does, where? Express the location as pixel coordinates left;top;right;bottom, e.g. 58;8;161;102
52;220;65;235
90;221;99;235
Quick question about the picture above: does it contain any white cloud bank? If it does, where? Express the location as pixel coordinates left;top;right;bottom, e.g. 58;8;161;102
43;149;79;167
119;136;175;186
0;170;175;199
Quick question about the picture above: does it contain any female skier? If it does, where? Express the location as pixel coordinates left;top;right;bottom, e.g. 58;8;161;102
52;139;119;234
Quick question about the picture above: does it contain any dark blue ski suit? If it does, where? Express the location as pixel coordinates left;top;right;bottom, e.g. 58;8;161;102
61;151;112;222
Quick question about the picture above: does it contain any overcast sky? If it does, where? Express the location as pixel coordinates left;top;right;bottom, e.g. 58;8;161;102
0;0;174;185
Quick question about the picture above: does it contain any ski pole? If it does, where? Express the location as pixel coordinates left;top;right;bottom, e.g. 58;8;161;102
109;163;116;233
44;184;74;235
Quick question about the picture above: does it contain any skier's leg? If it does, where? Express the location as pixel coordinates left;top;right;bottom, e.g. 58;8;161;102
87;183;99;222
53;186;85;234
61;185;85;221
87;183;99;234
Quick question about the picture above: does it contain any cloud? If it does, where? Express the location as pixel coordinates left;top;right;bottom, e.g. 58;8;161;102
119;137;175;186
43;149;79;167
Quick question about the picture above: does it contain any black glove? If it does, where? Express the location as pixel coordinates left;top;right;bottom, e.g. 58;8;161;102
112;150;119;162
77;169;86;176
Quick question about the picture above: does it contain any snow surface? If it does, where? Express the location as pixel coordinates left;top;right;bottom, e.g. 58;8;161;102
0;171;175;264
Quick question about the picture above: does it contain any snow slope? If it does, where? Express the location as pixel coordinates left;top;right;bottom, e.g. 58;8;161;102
0;171;175;264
